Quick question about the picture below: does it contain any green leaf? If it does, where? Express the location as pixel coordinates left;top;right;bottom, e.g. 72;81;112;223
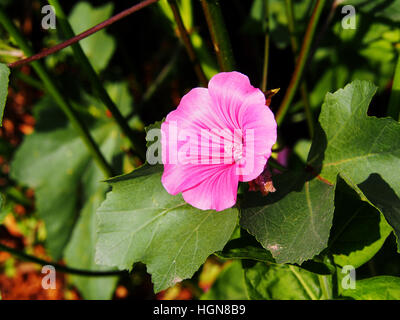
341;276;400;300
95;165;238;292
243;261;332;300
10;97;122;259
64;148;119;300
0;63;10;126
217;230;335;275
308;80;400;249
329;178;392;268
201;261;247;300
240;172;336;264
68;2;116;72
64;191;118;300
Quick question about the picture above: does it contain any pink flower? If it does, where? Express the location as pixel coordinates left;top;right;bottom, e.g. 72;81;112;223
161;71;277;211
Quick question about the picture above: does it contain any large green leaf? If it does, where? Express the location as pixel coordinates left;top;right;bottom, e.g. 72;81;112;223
329;179;392;268
64;143;119;300
308;80;400;249
240;172;335;264
201;261;247;300
10;97;121;259
10;95;123;298
0;63;10;126
243;261;332;300
95;165;238;292
68;2;116;72
341;276;400;300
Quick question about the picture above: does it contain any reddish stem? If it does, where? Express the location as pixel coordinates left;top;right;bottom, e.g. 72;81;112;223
8;0;159;68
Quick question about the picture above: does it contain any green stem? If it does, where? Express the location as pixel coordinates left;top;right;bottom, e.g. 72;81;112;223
285;0;314;137
289;265;317;300
388;48;400;120
168;0;208;87
261;0;270;92
48;0;146;160
200;0;235;71
0;9;114;177
0;243;123;277
276;0;326;126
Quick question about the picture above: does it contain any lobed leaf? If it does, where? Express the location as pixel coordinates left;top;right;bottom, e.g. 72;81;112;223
309;80;400;249
240;172;335;264
95;165;238;292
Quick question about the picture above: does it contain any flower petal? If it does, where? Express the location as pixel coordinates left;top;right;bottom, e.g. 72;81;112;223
208;71;266;129
162;163;226;195
165;87;225;132
182;165;239;211
238;102;277;182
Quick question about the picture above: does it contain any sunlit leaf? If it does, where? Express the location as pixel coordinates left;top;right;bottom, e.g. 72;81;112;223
308;80;400;249
243;261;332;300
341;276;400;300
95;165;238;292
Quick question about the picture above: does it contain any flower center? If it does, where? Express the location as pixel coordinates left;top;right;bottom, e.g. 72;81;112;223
224;141;243;163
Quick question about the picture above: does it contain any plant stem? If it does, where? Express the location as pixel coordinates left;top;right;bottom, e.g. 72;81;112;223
0;243;124;277
276;0;326;126
7;0;159;68
261;0;270;92
0;9;114;177
388;47;400;120
285;0;314;137
48;0;146;160
200;0;235;71
168;0;208;87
